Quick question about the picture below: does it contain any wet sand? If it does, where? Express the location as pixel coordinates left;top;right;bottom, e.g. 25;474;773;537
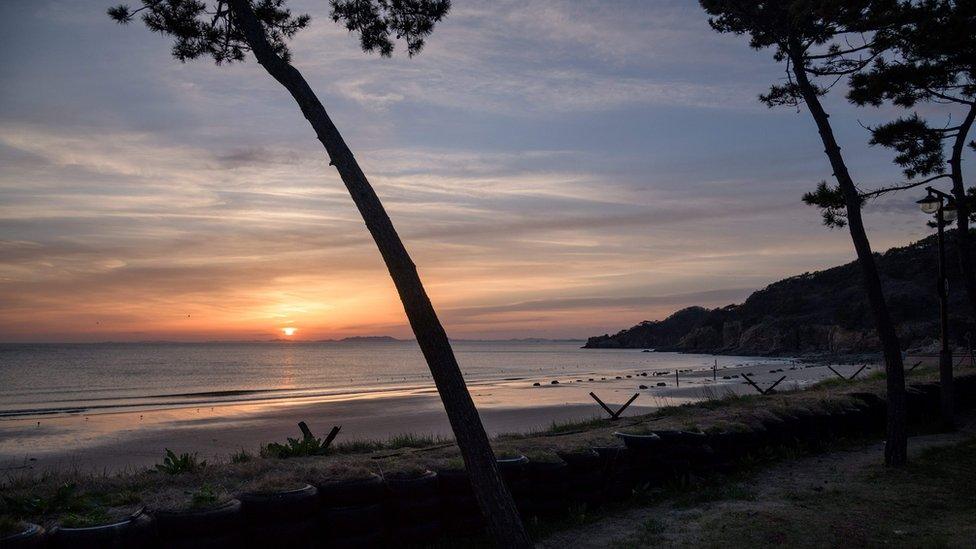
0;359;874;473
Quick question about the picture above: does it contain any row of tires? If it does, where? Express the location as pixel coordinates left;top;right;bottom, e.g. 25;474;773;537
6;374;975;548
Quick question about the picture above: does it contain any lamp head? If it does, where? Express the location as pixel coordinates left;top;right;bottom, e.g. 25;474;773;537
942;204;958;223
917;194;941;215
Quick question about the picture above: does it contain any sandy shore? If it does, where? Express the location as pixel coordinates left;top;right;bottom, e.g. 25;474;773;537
0;358;876;473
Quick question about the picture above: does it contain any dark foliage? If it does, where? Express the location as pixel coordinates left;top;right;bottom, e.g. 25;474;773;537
802;181;852;228
848;0;975;109
107;0;449;63
584;306;712;349
587;233;975;354
869;115;946;179
845;0;975;206
108;0;309;62
701;0;894;107
700;0;898;226
330;0;450;57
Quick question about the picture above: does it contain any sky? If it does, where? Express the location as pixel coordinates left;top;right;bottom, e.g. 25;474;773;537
0;0;969;342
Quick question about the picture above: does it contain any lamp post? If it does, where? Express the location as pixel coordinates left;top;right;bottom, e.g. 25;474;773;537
917;187;956;428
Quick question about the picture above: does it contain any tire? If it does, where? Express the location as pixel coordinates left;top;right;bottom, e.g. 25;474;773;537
386;470;438;499
239;485;319;545
0;523;45;549
386;471;440;529
614;432;662;451
49;509;155;549
318;474;387;546
239;484;319;522
556;448;600;471
316;474;386;507
650;430;708;445
435;468;472;494
557;449;603;505
593;447;636;500
434;470;482;535
153;499;242;545
322;502;384;537
523;461;571;518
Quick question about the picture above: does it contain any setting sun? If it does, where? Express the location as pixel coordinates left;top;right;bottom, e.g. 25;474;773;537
282;327;297;337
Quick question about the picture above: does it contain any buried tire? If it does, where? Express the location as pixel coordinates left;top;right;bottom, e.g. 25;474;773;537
152;499;243;549
385;470;441;545
239;484;319;545
317;473;387;548
48;509;155;549
1;523;46;549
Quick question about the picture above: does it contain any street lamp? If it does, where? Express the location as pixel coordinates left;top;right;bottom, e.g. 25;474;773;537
916;187;955;427
942;204;958;224
917;194;940;214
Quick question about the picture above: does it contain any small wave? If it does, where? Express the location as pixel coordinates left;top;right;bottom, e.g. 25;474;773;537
0;384;436;419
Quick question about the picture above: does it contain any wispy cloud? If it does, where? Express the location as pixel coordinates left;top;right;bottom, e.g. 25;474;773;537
0;0;944;341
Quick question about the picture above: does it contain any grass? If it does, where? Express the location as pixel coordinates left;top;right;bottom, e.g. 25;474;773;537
610;518;667;549
679;437;976;548
0;514;24;537
668;480;756;509
156;449;206;474
497;416;611;440
326;432;450;455
260;436;330;459
188;484;220;509
2;482;141;529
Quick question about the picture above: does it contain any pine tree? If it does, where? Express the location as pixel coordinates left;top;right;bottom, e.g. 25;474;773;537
107;1;531;544
700;0;910;466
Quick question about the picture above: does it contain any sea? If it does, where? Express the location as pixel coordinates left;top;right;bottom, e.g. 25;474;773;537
0;340;787;419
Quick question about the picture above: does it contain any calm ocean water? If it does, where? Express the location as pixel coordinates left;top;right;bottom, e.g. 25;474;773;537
0;340;786;418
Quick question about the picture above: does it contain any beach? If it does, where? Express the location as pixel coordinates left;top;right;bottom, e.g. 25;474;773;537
0;347;873;473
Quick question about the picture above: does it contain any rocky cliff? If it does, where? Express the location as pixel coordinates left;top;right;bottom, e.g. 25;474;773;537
584;233;974;355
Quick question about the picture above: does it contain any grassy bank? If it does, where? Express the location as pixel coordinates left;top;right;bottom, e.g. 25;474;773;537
575;430;976;548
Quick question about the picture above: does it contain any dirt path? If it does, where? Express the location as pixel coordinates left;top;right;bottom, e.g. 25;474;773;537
540;412;976;548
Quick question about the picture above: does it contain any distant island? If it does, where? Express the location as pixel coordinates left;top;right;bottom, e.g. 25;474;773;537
325;336;404;343
585;233;971;356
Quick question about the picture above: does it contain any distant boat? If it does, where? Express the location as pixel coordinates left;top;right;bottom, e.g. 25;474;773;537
642;349;653;352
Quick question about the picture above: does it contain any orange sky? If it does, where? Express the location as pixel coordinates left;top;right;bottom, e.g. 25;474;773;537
0;1;947;342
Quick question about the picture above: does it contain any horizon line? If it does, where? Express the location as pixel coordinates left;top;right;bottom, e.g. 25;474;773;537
0;336;589;345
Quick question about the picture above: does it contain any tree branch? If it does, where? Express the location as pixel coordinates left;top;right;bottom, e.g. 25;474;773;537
860;173;951;200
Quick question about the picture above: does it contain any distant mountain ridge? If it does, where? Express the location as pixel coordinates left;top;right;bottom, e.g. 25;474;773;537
585;233;974;355
329;336;403;343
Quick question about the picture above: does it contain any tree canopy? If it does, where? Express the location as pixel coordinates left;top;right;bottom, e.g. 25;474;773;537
108;0;450;63
701;0;896;227
789;1;976;226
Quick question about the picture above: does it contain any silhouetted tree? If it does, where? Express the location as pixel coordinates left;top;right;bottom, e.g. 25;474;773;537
107;1;531;544
700;0;910;466
813;0;975;426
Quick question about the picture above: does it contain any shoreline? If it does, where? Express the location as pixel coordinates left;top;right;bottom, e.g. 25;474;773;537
0;358;873;474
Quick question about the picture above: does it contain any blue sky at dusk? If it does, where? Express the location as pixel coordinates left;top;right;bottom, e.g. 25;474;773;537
0;0;966;341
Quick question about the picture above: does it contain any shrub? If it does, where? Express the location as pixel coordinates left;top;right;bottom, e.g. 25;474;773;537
260;436;328;459
156;449;206;474
0;515;24;537
189;484;219;509
3;483;88;517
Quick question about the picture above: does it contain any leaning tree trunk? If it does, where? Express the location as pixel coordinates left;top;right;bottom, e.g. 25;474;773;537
789;43;908;466
950;106;976;318
941;104;976;426
951;105;976;314
227;2;531;546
